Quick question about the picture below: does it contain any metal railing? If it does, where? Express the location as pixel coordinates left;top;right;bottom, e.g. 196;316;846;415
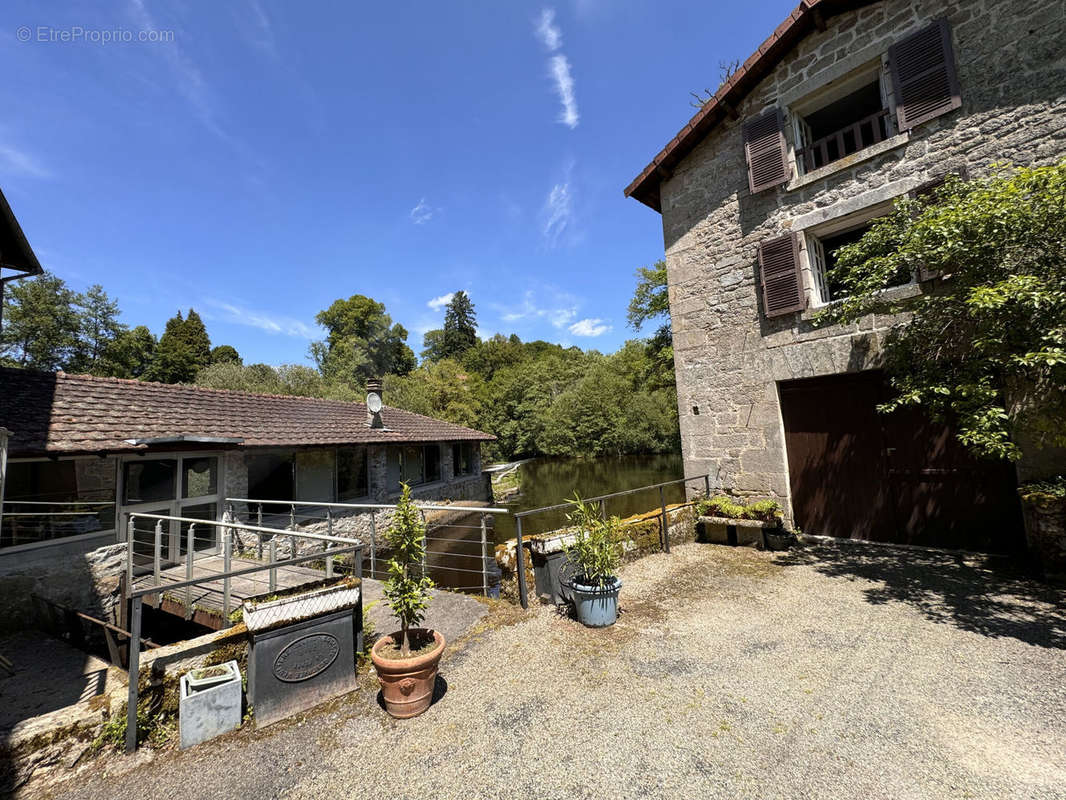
224;498;511;597
1;499;116;549
122;515;364;753
796;108;890;173
510;474;712;608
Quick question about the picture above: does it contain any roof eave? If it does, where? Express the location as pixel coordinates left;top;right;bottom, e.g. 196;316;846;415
623;0;879;214
0;188;43;278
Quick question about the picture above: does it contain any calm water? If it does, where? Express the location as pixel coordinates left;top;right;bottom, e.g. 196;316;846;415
408;453;685;592
490;453;685;542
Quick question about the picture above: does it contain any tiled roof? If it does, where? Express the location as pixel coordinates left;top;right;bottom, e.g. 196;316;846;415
0;367;494;457
624;0;877;211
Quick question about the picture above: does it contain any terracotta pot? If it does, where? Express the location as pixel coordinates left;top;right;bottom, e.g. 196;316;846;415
371;628;446;718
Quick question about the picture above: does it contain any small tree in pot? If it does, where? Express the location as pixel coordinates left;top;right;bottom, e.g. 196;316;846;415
370;483;445;718
563;495;622;627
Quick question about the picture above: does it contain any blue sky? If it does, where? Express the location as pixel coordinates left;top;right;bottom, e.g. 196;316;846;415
1;0;794;365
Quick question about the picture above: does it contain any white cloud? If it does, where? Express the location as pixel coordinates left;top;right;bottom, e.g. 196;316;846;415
496;290;577;329
569;318;610;337
204;299;317;339
410;197;435;224
128;0;233;143
0;142;51;179
548;55;579;128
541;178;573;247
427;292;455;310
241;0;277;57
533;8;579;129
535;8;563;51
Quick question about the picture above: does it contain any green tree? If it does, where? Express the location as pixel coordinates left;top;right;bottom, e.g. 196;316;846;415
312;294;416;386
442;290;478;359
627;260;670;332
0;271;81;371
70;284;127;374
816;162;1066;462
180;309;212;370
382;483;434;656
210;344;241;365
385;359;485;430
142;311;197;383
420;329;446;363
105;325;157;379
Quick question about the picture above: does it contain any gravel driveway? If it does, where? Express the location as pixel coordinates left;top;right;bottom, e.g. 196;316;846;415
34;540;1066;800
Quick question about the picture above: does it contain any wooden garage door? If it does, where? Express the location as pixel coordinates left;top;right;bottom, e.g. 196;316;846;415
779;371;1023;552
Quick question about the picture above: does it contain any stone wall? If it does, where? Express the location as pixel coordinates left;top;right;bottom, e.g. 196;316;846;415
0;539;126;635
659;0;1066;519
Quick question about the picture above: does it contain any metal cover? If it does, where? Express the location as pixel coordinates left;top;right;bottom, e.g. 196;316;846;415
273;633;340;682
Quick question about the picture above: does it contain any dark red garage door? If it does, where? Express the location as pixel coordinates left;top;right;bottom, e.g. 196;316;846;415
779;371;1024;552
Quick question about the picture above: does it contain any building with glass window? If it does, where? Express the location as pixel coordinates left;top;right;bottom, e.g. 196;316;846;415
0;367;493;627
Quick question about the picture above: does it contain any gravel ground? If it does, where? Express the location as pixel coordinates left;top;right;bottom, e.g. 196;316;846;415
30;540;1066;800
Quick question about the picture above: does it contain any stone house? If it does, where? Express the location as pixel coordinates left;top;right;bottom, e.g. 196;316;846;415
0;367;494;629
625;0;1063;549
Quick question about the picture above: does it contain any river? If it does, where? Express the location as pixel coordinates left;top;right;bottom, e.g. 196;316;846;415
490;453;685;542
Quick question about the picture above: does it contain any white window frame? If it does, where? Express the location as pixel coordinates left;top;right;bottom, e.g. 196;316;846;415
0;455;119;554
118;451;224;562
788;57;896;178
801;200;899;307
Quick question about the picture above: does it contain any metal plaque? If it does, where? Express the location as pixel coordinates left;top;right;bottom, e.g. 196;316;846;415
272;633;340;683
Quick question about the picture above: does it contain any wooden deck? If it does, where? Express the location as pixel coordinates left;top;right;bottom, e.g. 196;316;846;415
132;556;330;630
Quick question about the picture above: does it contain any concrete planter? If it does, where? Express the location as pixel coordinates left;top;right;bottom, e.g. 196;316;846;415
697;516;780;548
179;659;242;750
1020;494;1066;581
242;580;361;633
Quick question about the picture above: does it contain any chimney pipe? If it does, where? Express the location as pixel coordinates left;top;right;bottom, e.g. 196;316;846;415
366;378;384;429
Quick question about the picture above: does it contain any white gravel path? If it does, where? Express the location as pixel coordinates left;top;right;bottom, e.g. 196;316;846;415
37;541;1066;800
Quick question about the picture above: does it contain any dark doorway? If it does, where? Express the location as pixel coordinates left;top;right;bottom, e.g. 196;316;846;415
779;371;1024;552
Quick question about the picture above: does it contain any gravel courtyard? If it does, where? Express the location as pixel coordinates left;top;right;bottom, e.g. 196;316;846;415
36;540;1066;800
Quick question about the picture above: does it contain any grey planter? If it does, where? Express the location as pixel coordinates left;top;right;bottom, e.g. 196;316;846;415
179;659;242;750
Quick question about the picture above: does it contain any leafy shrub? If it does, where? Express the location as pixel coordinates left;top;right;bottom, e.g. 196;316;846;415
696;495;783;523
563;494;621;588
1020;475;1066;501
382;483;434;656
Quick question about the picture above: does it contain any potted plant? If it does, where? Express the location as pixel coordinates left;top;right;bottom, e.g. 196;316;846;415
562;495;622;628
1018;476;1066;581
370;483;444;718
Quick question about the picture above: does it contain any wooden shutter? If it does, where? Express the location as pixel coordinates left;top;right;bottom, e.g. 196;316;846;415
743;109;789;194
889;19;961;130
758;233;805;317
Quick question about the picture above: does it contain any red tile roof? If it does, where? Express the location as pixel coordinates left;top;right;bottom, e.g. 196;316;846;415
624;0;877;211
0;368;494;457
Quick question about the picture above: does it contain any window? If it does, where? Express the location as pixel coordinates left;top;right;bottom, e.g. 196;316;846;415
400;446;423;485
2;458;117;549
452;442;476;476
338;447;369;501
791;62;891;175
182;457;218;499
805;202;912;305
424;445;441;483
124;459;177;504
295;450;335;501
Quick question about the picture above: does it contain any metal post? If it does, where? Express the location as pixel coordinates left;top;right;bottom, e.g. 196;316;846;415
659;485;671;554
515;515;528;609
185;523;195;618
152;520;162;607
327;507;333;537
222;529;232;625
289;503;296;529
354;545;364;656
125;595;142;753
269;538;277;593
480;514;489;596
599;498;607;520
125;514;135;589
703;474;711;498
369;511;377;579
325;547;334;579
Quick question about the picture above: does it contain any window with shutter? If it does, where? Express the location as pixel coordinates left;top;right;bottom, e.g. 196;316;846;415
743;109;789;194
758;233;805;317
888;19;961;131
